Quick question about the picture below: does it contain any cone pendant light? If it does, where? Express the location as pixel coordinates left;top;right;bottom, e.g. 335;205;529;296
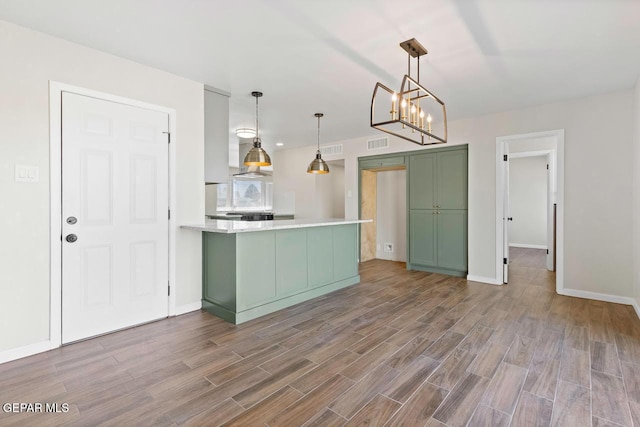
243;91;271;167
307;113;329;174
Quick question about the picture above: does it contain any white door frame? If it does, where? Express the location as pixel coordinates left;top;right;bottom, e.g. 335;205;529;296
49;81;177;348
495;129;564;293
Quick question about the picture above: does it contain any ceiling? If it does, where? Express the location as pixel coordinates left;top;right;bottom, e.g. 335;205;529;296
1;0;640;158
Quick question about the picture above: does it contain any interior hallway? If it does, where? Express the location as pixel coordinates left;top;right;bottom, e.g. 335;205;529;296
1;259;639;426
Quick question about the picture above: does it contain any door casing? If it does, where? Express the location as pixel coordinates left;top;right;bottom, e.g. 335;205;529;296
49;81;178;348
495;129;565;292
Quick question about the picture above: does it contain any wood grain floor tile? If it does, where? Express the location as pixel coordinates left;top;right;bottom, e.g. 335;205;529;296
504;334;536;368
482;362;528;415
343;394;400;427
559;347;591;388
565;324;589;351
385;382;449;427
523;356;560;401
232;358;315;408
382;355;439;403
511;391;553;427
340;342;398;382
222;386;303;426
432;373;489;427
291;350;360;394
467;343;509;379
268;374;353;427
384;336;434;370
468;404;511;427
622;362;640;403
551;380;591;427
4;256;640;427
592;370;632;426
592;341;622;377
592;416;628;427
302;409;346;427
427;348;476;390
330;364;400;419
423;331;466;361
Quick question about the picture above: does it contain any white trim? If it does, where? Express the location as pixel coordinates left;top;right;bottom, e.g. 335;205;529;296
49;81;177;349
509;243;547;250
559;288;637;307
466;275;503;286
0;341;55;365
175;301;203;316
632;298;640;320
496;129;565;291
508;150;552;159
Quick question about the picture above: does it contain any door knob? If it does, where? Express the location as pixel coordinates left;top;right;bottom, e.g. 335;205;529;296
66;216;77;225
66;234;78;243
508;217;513;221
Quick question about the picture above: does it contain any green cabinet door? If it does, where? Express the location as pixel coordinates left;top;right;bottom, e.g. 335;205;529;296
436;210;468;271
333;224;358;280
409;154;436;209
436;149;468;209
236;231;276;309
409;210;437;266
275;229;308;296
307;227;334;288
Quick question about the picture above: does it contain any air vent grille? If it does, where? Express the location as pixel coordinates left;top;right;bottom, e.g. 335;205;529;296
367;137;389;150
320;144;343;156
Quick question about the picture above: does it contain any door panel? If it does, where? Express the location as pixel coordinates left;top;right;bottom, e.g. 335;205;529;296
436;211;468;271
409;210;437;266
333;225;358;280
436;150;468;209
62;92;169;343
308;227;334;288
276;229;308;296
237;232;276;309
409;154;436;209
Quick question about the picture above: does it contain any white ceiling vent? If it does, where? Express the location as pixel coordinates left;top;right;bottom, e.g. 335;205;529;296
367;137;389;150
320;144;343;156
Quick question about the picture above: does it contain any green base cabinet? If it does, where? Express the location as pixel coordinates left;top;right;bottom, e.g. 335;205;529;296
202;224;360;324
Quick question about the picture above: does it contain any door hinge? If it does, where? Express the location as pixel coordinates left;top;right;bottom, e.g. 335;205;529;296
547;249;549;254
503;257;507;265
168;283;171;296
503;154;508;161
546;164;549;170
163;131;171;144
168;209;171;220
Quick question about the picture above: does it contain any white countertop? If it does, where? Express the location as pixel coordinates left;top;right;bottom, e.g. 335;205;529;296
181;218;372;234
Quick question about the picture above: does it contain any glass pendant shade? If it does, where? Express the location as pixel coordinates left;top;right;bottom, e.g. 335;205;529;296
243;91;272;166
307;113;329;174
307;152;329;174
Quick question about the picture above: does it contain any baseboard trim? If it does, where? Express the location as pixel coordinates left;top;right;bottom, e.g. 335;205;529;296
466;275;502;286
559;288;636;307
0;340;56;365
509;243;547;250
631;298;640;320
175;301;202;316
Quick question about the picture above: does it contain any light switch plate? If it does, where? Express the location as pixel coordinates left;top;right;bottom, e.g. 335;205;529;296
15;165;40;183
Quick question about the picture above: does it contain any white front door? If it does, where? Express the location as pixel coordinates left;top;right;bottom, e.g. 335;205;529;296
61;92;169;344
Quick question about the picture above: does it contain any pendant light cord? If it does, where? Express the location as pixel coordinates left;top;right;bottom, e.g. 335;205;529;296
255;95;259;140
317;115;321;153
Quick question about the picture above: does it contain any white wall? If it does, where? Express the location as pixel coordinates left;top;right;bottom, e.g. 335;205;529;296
508;156;547;248
376;170;407;261
275;89;635;299
0;21;204;354
316;163;345;218
633;75;640;310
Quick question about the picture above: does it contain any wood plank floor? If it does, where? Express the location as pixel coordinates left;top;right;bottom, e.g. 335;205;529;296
2;249;640;426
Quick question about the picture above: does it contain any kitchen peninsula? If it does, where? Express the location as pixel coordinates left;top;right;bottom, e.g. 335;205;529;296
182;218;370;324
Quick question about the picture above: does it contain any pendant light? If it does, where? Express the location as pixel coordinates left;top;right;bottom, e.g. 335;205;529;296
243;91;271;166
307;113;329;174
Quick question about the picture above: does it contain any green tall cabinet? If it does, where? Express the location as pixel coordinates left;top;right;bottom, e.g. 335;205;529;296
407;147;468;276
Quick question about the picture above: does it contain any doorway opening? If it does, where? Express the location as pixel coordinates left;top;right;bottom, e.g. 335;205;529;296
496;130;564;293
360;166;407;263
